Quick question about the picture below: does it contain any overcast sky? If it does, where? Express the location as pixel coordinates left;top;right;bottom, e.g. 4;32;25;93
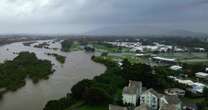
0;0;207;34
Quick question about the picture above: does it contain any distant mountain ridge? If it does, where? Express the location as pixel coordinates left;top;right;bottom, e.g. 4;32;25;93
86;26;208;37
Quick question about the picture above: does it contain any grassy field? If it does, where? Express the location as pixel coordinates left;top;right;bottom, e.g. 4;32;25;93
107;53;150;64
180;59;208;64
157;52;208;64
158;52;207;60
92;43;130;53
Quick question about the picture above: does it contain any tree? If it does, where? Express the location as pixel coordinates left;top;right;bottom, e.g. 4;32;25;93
71;79;93;99
44;100;65;110
121;59;131;79
203;87;208;98
101;52;108;57
84;87;112;105
207;52;208;58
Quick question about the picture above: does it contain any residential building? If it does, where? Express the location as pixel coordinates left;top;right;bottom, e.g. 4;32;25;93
140;88;163;110
195;72;208;79
191;82;206;93
164;88;185;97
194;48;205;52
152;57;176;65
205;67;208;72
170;65;182;71
159;95;182;110
122;80;142;106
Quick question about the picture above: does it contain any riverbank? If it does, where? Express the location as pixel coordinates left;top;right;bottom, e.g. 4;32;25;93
43;56;124;110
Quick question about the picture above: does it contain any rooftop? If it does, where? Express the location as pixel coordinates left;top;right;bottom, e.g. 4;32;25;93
206;67;208;72
123;80;142;95
142;88;163;98
170;65;182;70
123;86;138;95
165;88;185;96
152;57;176;62
129;80;142;88
195;72;208;77
193;82;205;87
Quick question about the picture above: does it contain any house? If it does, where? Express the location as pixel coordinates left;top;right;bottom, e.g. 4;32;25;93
140;88;163;110
152;57;176;65
175;79;194;86
170;65;182;71
164;88;185;97
140;88;182;110
206;67;208;72
168;76;195;86
195;72;208;79
191;82;206;93
159;95;182;110
122;80;142;106
109;104;127;110
194;48;205;52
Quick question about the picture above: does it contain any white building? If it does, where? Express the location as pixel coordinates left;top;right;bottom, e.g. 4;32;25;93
159;95;182;110
140;88;163;110
170;65;182;71
122;80;142;106
194;48;205;52
191;82;206;93
206;67;208;72
164;88;185;97
152;57;176;65
195;72;208;79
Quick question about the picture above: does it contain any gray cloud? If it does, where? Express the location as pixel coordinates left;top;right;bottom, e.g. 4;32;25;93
0;0;207;34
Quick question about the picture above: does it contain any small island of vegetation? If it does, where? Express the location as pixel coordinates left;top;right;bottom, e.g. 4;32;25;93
61;40;82;52
0;52;54;94
34;42;50;49
46;53;66;64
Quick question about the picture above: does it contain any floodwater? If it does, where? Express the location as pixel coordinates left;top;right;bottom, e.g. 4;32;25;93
0;40;106;110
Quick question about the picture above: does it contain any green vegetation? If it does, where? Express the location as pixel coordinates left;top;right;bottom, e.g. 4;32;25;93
47;53;66;64
142;37;208;49
43;53;208;110
0;52;53;92
34;42;50;49
43;55;176;110
157;52;208;64
61;40;81;52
